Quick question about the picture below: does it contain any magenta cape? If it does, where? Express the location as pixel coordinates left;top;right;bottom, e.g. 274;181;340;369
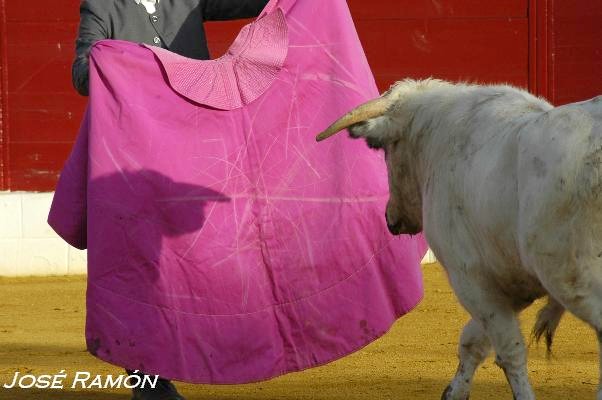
49;0;427;383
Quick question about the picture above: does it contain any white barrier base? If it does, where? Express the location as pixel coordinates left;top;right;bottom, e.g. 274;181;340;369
421;249;437;264
0;192;87;276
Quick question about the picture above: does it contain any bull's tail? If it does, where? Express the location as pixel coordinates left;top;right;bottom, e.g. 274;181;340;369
532;296;565;357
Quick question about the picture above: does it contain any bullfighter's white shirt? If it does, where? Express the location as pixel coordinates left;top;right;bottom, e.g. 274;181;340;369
134;0;159;14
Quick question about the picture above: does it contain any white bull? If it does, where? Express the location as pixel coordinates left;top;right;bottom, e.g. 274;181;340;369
316;79;602;400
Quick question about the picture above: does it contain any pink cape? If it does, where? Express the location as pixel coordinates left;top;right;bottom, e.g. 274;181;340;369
49;0;427;383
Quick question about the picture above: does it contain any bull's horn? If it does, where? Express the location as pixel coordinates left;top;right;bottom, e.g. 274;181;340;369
315;96;391;142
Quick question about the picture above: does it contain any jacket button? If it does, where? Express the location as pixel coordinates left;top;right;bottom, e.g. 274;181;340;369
151;15;159;22
153;36;161;44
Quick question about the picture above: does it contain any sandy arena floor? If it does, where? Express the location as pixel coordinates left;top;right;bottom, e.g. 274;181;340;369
0;264;598;400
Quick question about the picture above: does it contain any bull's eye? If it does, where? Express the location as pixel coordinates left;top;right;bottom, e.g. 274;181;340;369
366;136;383;149
348;121;368;139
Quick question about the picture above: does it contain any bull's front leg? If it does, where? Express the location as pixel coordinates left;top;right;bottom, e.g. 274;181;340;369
442;319;492;400
444;269;536;400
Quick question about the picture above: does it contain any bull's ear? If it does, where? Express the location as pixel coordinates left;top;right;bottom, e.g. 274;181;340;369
347;115;393;149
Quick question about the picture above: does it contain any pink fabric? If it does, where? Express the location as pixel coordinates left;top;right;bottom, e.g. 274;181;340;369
49;0;427;384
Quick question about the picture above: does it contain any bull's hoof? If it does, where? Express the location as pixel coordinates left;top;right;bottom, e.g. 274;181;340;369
441;385;470;400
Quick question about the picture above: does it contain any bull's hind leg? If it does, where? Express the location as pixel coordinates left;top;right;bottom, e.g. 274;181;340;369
442;319;492;400
523;222;602;399
534;268;602;400
598;331;602;400
443;271;535;400
534;264;602;400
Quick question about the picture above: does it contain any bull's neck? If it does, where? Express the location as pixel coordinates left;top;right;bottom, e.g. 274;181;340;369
404;99;453;194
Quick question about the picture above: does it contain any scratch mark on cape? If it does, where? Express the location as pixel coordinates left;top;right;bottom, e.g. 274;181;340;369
102;137;134;191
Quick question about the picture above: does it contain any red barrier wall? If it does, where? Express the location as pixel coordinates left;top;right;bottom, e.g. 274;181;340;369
0;0;600;191
545;0;602;105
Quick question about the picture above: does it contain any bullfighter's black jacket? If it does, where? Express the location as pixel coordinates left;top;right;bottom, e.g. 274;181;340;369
72;0;269;96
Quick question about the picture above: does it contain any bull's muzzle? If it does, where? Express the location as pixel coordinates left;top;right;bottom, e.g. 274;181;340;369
386;212;421;236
